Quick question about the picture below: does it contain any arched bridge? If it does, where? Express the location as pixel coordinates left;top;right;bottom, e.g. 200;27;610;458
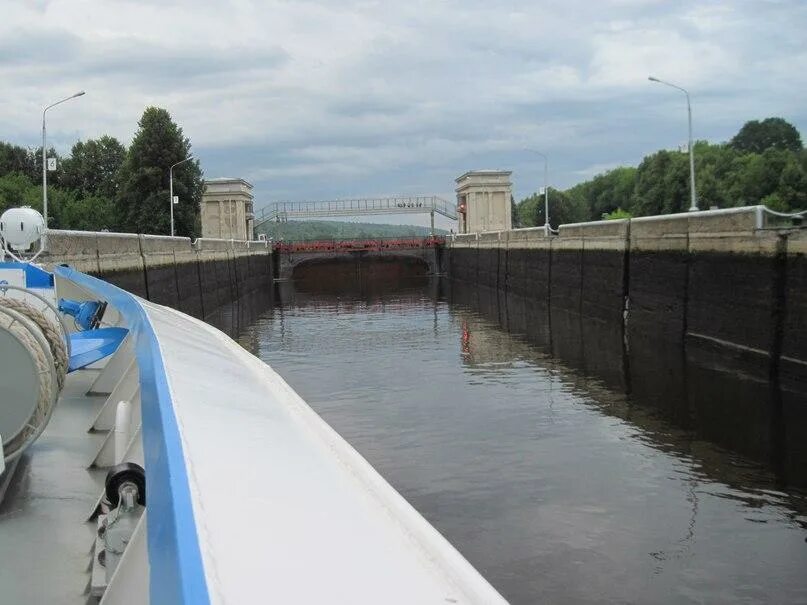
274;236;446;280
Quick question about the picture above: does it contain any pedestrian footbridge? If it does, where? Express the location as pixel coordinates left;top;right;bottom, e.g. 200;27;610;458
255;196;458;233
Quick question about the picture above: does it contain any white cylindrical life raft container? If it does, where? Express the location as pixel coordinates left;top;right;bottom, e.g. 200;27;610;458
0;297;67;464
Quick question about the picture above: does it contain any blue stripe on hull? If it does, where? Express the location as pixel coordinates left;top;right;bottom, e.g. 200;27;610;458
55;266;210;605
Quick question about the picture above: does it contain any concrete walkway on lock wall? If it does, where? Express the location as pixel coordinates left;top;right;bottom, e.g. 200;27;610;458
446;206;807;393
40;230;275;320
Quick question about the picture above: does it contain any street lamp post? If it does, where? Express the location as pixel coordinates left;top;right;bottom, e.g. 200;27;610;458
648;76;698;212
526;149;550;235
169;156;193;236
42;91;85;228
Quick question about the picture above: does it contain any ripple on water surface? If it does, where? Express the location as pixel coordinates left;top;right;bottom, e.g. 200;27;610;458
233;278;807;604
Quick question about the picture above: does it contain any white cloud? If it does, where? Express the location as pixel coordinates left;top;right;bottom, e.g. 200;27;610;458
1;0;805;208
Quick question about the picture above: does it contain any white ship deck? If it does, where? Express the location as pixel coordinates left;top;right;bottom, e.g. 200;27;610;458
1;264;507;604
0;369;106;604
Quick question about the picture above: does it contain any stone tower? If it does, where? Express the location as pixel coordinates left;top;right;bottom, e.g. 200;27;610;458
455;170;512;234
201;178;254;240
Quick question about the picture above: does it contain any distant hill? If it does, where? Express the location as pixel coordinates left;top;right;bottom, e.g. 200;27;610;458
256;219;446;241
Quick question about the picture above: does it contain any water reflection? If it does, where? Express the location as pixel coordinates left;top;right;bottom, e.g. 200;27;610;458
225;274;807;604
205;287;274;351
453;280;807;493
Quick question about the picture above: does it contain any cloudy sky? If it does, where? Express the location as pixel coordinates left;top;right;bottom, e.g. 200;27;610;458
2;0;806;228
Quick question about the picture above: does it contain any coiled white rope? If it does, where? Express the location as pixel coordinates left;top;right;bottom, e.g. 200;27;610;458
0;297;68;389
0;305;58;464
0;284;71;358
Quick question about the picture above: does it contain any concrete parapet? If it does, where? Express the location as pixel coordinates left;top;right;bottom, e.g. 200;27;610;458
195;238;233;253
95;231;146;297
506;227;551;249
43;230;100;274
139;234;193;263
630;213;689;252
477;230;506;247
451;234;477;248
786;228;807;255
687;206;762;234
688;229;782;255
247;240;270;250
688;207;779;255
95;232;142;271
560;219;629;241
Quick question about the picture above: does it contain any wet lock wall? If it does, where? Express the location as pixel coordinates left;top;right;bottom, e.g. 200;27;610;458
43;230;274;322
447;217;807;489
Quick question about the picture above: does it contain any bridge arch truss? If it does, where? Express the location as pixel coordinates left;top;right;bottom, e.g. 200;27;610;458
254;196;457;232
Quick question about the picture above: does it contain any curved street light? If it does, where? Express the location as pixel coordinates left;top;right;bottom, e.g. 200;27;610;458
648;76;698;212
42;91;86;227
525;149;550;235
169;156;194;236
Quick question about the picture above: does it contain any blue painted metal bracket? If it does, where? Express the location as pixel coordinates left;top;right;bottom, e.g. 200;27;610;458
0;261;54;288
67;327;129;372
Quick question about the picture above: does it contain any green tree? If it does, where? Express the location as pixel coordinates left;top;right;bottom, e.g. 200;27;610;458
34;146;65;189
776;156;807;210
57;195;117;231
0;143;37;180
730;118;803;154
603;208;632;220
517;189;587;228
567;166;637;220
630;149;689;216
723;148;788;207
510;194;521;228
61;136;126;200
117;107;203;236
761;192;789;212
0;173;38;213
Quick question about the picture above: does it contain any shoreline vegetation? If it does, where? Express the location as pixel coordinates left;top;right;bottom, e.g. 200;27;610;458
2;112;803;238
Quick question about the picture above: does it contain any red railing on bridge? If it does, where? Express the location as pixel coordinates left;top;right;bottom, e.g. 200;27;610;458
273;235;444;254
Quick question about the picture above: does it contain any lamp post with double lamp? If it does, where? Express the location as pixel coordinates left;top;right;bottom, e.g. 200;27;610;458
169;156;193;237
648;76;698;212
42;91;86;228
525;149;550;235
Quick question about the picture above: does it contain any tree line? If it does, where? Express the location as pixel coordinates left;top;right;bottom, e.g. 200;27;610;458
0;107;204;237
3;111;804;237
515;117;807;228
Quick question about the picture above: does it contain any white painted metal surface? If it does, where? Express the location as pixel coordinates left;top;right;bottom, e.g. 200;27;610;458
45;265;506;604
144;300;506;604
100;513;149;605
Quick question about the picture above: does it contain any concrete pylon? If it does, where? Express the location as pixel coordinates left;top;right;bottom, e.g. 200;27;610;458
455;170;512;234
